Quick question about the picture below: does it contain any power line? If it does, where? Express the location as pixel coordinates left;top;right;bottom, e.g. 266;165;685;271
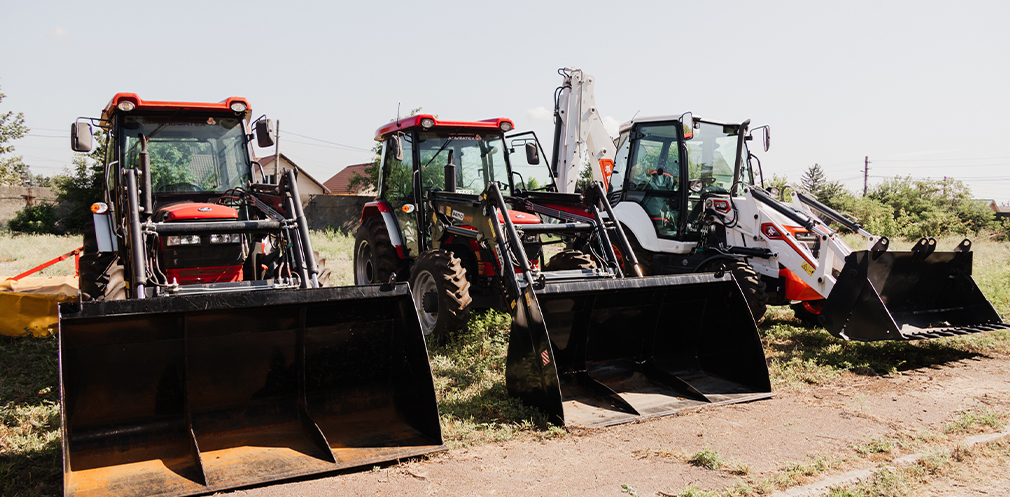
873;156;1010;162
282;131;371;152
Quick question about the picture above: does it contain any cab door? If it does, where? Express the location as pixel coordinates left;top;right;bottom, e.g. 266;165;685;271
379;134;421;258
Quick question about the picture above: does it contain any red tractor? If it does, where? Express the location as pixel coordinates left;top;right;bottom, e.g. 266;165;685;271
59;94;443;497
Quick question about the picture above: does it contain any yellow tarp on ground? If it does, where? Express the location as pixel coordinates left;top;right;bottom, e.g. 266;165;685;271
0;276;79;337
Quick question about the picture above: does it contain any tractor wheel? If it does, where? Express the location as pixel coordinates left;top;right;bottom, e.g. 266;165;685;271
545;249;597;271
354;216;402;285
621;228;654;276
702;259;768;322
791;300;825;328
79;222;127;301
409;249;471;345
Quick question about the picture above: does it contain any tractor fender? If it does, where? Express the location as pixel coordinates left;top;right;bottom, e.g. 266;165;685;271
361;201;407;259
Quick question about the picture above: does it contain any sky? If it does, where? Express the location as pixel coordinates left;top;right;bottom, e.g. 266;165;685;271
3;1;1009;203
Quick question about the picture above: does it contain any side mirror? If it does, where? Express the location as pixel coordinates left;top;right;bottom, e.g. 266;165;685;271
762;126;771;152
71;122;93;152
680;112;693;140
392;134;404;162
525;142;540;165
254;119;275;148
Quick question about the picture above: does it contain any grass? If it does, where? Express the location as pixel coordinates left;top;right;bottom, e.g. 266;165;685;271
688;446;725;470
0;334;61;497
0;233;80;279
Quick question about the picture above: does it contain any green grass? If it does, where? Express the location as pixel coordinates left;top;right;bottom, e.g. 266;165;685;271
0;233;81;279
0;334;61;497
309;228;355;287
688;446;725;470
428;310;565;446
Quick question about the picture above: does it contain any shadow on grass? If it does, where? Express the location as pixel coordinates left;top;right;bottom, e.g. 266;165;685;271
761;311;996;377
0;335;62;497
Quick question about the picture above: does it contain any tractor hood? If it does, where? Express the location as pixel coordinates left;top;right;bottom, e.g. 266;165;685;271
156;202;238;222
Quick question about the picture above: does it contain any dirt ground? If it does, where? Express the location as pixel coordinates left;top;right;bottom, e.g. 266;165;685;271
213;353;1010;497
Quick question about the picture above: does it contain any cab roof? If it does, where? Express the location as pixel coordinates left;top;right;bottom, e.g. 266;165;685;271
101;93;252;122
618;114;740;133
374;114;515;141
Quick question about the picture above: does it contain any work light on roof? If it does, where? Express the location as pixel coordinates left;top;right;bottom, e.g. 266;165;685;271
420;117;435;129
117;101;136;112
499;121;513;132
230;101;248;113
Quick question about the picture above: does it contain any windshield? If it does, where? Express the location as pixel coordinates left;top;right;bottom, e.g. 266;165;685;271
120;114;251;193
416;131;509;195
685;122;742;193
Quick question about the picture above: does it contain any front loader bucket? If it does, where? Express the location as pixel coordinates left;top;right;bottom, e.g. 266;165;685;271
57;283;444;497
820;249;1008;341
506;273;772;428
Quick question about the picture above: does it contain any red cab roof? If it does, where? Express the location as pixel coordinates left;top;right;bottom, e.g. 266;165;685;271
101;93;252;122
374;114;515;140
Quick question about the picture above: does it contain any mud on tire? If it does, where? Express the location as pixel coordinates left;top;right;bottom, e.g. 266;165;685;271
410;249;472;345
354;216;403;284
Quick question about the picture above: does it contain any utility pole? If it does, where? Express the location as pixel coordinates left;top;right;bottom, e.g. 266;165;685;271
862;156;869;197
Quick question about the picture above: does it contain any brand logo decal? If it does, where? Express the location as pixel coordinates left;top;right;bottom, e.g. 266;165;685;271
197;207;212;212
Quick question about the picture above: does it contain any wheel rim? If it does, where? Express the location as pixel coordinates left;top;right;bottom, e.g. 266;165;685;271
411;270;438;335
355;240;373;284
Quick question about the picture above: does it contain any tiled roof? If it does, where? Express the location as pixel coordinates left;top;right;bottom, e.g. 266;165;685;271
323;163;373;194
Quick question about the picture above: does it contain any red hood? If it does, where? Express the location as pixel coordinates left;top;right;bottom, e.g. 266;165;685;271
158;202;238;221
497;210;541;225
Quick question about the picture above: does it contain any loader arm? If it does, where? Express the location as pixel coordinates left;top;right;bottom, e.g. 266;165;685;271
553;68;617;193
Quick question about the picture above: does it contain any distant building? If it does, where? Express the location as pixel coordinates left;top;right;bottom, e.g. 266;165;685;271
323;163;376;196
973;199;1010;220
256;154;330;196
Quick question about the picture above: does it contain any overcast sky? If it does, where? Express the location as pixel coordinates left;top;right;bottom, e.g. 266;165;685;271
3;1;1009;203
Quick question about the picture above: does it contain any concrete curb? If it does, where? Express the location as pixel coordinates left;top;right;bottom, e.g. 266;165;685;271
770;428;1010;497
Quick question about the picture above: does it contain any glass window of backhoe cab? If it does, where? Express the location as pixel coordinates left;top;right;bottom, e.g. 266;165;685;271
683;121;740;235
416;131;509;195
120;114;250;193
628;124;681;239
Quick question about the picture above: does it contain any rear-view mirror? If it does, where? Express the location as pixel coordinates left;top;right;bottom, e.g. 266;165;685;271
255;119;275;148
762;126;771;152
525;142;540;165
680;112;693;140
392;135;404;162
71;122;93;152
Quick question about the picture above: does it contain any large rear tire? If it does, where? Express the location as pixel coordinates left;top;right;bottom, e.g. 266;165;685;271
702;259;768;322
410;249;471;345
79;222;127;301
353;216;402;285
545;249;597;271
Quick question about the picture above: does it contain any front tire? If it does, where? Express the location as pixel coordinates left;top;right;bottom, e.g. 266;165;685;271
702;259;769;322
545;249;597;271
410;249;471;345
354;216;402;285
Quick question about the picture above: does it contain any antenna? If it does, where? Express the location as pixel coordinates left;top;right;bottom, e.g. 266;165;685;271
396;102;401;128
631;110;640;122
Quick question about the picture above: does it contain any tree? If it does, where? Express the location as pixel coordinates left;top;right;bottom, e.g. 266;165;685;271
0;84;29;186
800;163;849;208
53;130;108;233
767;173;791;201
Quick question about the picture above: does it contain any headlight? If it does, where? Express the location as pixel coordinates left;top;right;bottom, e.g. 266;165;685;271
499;121;513;132
117;101;136;112
230;101;248;112
210;233;242;244
420;117;435;129
166;235;201;246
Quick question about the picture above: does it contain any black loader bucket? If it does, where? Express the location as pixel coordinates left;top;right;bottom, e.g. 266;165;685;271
57;283;444;497
506;273;772;428
820;241;1008;341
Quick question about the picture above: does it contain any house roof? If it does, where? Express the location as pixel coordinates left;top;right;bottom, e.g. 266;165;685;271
257;154;330;193
324;163;373;194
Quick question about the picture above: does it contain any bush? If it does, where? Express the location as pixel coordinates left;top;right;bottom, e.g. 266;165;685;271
7;201;58;234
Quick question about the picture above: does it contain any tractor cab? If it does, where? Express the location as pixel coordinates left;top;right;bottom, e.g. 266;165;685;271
610;113;759;244
372;115;555;259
